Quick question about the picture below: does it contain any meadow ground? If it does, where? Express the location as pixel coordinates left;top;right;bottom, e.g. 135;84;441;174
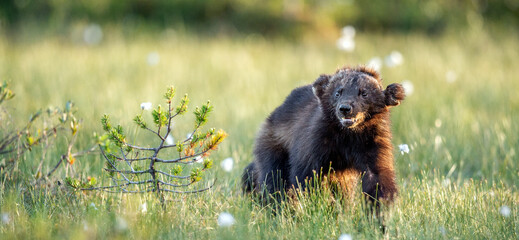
0;28;518;239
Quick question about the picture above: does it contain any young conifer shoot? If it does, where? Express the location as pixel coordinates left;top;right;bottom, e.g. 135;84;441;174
78;86;227;199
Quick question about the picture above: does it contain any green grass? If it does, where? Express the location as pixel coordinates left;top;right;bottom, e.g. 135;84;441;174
1;28;518;239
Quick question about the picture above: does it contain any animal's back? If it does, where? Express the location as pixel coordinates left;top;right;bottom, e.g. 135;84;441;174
267;85;316;126
263;85;319;148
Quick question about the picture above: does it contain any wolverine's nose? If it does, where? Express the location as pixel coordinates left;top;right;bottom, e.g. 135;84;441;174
339;104;352;114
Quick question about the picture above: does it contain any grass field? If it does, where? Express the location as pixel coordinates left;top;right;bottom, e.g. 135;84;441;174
0;28;518;239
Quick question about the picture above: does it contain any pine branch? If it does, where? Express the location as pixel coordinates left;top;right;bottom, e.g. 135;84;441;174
84;86;225;198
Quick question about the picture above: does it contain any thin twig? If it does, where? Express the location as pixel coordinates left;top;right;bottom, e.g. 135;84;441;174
120;147;135;172
0;148;15;154
103;168;152;174
45;155;64;179
155;170;191;179
100;146;132;183
153;149;210;163
124;143;157;151
86;179;217;194
81;186;155;193
160;142;189;149
35;143;98;184
158;180;195;188
160;179;217;194
80;179;155;191
108;153;150;162
166;101;173;137
71;144;98;157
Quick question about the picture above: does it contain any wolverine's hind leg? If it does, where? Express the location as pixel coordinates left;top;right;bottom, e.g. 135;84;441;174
242;162;257;193
253;141;290;203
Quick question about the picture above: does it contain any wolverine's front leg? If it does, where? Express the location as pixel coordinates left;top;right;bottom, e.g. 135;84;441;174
358;159;397;204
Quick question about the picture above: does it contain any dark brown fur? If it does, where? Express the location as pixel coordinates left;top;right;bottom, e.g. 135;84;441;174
242;66;405;205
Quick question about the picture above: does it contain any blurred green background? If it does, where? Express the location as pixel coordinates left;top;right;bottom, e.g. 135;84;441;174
1;0;518;38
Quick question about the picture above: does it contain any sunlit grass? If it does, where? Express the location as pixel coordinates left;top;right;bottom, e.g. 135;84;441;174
1;28;518;239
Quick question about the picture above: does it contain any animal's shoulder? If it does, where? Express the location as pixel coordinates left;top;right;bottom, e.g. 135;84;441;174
268;85;316;122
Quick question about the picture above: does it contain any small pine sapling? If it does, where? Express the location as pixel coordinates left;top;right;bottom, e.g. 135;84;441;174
80;86;227;200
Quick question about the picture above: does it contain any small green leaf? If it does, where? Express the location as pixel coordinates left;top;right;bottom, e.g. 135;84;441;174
108;125;126;147
115;125;124;135
176;140;184;154
133;114;147;129
175;94;189;115
65;177;81;189
0;81;15;103
206;128;215;136
190;131;203;145
59;113;68;123
203;129;227;152
65;101;73;113
152;105;168;127
70;118;79;136
26;136;35;146
203;158;213;170
87;177;97;187
173;165;183;176
190;167;203;183
101;115;112;132
29;110;42;123
164;86;176;103
194;101;213;127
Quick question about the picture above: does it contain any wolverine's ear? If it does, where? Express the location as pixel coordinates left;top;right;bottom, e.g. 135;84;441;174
384;83;406;106
312;74;331;99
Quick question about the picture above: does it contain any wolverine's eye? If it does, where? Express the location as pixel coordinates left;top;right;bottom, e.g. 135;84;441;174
335;89;342;98
359;89;368;97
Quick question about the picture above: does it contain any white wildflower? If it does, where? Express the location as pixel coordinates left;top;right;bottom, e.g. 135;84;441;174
500;205;511;217
217;212;236;227
338;233;353;240
186;132;193;140
1;213;9;224
367;57;382;72
166;134;175;145
337;37;355;52
140;102;152;111
194;156;204;163
439;226;446;236
83;23;103;45
435;119;442;128
398;144;410;155
442;178;451;187
385;51;404;67
116;217;128;232
89;202;98;210
341;26;356;38
401;80;414;96
434;135;442;149
337;26;356;52
147;52;160;66
446;70;457;83
220;157;234;172
140;203;147;213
